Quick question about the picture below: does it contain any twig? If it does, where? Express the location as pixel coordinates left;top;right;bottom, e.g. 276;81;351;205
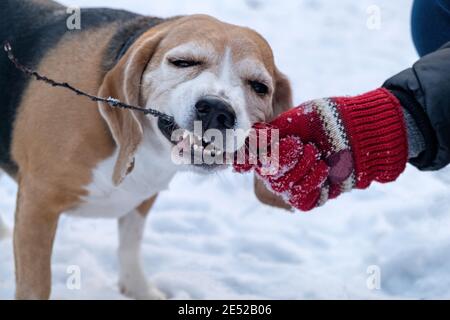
2;41;175;123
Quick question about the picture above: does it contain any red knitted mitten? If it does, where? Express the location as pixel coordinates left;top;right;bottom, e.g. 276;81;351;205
234;88;408;211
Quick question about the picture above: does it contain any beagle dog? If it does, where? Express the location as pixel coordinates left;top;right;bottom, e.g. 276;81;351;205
0;0;292;299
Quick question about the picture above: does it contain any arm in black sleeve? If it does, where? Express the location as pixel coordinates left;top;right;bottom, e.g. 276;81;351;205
383;42;450;171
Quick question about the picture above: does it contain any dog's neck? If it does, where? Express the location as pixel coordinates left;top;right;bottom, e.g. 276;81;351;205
128;119;178;194
102;16;182;72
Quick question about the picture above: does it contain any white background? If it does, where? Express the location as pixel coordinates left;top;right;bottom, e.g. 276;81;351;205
2;0;450;299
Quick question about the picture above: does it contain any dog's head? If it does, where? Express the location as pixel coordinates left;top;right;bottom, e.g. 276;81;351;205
99;14;292;187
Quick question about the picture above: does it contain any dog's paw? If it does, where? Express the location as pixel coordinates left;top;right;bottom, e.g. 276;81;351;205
119;278;166;300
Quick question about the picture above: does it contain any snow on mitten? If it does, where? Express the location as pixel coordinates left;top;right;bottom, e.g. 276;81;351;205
234;124;330;211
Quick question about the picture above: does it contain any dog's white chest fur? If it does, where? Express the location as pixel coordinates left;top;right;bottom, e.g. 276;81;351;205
66;133;176;219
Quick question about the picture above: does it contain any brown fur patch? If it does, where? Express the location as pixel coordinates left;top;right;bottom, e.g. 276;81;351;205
136;195;158;217
11;26;119;212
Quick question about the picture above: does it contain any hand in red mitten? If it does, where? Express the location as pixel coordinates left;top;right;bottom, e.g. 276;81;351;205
235;88;408;211
234;124;331;211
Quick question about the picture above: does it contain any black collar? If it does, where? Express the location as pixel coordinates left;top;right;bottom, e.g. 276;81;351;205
114;19;162;62
103;16;165;71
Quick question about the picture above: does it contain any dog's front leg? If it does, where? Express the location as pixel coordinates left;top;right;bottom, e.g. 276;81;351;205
118;195;165;300
14;183;60;300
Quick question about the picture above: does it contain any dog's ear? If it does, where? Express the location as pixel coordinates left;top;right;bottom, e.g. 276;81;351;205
98;29;167;186
254;68;294;210
271;68;293;120
254;176;292;210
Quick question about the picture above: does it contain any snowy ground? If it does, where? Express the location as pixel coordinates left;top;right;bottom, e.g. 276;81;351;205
2;0;450;300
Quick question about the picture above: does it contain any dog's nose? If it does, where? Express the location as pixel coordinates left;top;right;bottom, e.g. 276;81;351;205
195;97;236;131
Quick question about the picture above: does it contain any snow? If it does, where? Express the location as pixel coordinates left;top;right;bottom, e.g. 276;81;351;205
2;0;450;300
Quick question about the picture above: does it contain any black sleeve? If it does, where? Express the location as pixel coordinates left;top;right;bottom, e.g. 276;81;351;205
383;42;450;171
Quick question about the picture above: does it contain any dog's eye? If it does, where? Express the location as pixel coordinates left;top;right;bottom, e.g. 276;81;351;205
169;59;202;68
249;80;269;96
